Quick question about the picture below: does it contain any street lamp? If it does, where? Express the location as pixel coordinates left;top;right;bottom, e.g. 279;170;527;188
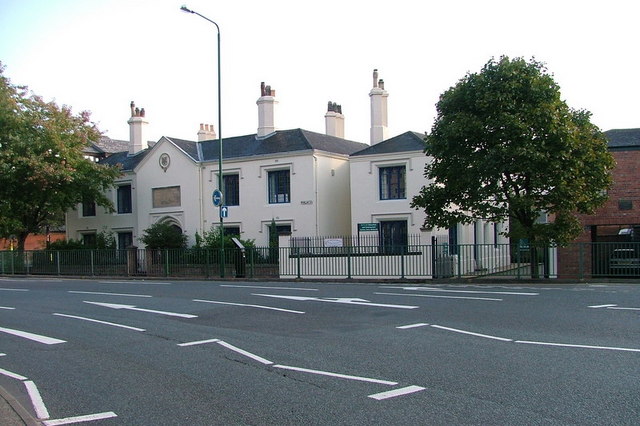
180;5;225;277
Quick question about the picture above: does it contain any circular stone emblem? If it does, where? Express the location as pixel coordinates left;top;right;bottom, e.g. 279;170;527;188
159;153;170;171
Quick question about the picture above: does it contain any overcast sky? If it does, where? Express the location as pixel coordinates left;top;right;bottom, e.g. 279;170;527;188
1;0;638;145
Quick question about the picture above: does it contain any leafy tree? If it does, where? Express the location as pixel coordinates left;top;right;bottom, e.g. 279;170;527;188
0;63;120;250
411;57;614;274
139;222;188;249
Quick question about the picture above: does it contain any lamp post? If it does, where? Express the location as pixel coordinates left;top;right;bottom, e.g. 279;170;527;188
180;5;225;277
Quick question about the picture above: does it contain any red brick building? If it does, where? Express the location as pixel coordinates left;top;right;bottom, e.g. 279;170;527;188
558;128;640;278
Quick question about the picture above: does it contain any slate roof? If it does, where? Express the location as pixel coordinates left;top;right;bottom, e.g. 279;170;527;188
100;149;151;171
604;128;640;150
166;128;369;162
350;131;426;156
95;136;130;154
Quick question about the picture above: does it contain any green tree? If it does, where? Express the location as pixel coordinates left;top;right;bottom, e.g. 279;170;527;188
139;222;188;249
0;63;120;250
411;57;614;274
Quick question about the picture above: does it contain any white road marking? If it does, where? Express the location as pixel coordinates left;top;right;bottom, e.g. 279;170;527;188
0;288;29;292
0;326;66;345
53;313;146;332
68;291;151;298
588;304;618;308
178;338;221;347
84;301;197;318
253;294;419;309
396;323;430;329
0;367;28;380
608;307;640;311
43;412;118;426
99;281;171;285
273;365;398;386
220;284;318;291
368;385;426;400
516;340;640;352
25;380;49;419
0;353;5;357
193;298;305;314
376;292;502;302
383;286;538;296
431;325;513;342
0;306;16;310
217;340;274;365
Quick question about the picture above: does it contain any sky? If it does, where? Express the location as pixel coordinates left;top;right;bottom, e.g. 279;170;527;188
1;0;638;145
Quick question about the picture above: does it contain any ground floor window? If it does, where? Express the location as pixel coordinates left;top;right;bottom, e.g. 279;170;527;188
82;233;96;247
117;231;133;250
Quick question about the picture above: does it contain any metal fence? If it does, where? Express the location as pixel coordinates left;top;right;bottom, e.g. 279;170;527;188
1;242;639;280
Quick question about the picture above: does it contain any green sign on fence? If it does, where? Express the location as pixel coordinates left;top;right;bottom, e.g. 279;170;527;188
358;222;379;232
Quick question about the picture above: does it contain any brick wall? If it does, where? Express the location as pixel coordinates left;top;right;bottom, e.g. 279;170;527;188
558;149;640;278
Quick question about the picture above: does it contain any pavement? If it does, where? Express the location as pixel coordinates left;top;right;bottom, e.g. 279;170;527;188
0;386;39;426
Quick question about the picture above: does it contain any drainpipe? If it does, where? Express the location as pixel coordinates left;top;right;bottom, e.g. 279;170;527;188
313;155;319;236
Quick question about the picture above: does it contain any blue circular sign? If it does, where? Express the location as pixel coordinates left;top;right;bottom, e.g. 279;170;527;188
212;189;223;207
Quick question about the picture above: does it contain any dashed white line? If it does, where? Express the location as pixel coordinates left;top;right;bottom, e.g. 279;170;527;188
178;338;221;347
376;292;502;302
53;313;146;332
0;306;16;310
68;291;151;298
0;353;6;357
515;340;640;352
25;380;50;419
216;340;274;365
220;284;318;291
368;385;426;400
396;323;430;329
608;307;640;311
383;286;538;296
0;326;66;345
42;411;118;426
0;367;28;380
430;325;513;342
588;304;617;308
273;365;398;386
193;299;305;314
99;281;171;285
0;288;29;292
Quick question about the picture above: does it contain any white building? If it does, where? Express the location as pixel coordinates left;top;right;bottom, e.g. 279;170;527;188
67;71;510;276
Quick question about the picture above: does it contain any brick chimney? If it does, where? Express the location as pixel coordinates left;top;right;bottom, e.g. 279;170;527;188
127;101;148;155
369;69;388;145
197;123;217;141
325;101;345;138
257;82;278;138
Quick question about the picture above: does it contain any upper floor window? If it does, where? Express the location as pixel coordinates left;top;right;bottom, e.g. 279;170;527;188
117;185;132;214
268;170;290;204
223;174;240;206
379;166;406;200
82;199;96;217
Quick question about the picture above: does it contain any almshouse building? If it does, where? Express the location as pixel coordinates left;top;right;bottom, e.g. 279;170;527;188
66;70;511;277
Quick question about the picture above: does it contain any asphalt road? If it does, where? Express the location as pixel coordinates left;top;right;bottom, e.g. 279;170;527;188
0;277;638;425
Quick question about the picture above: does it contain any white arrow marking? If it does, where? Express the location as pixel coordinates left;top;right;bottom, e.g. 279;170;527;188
0;326;66;345
84;301;197;318
252;294;418;309
53;313;146;332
